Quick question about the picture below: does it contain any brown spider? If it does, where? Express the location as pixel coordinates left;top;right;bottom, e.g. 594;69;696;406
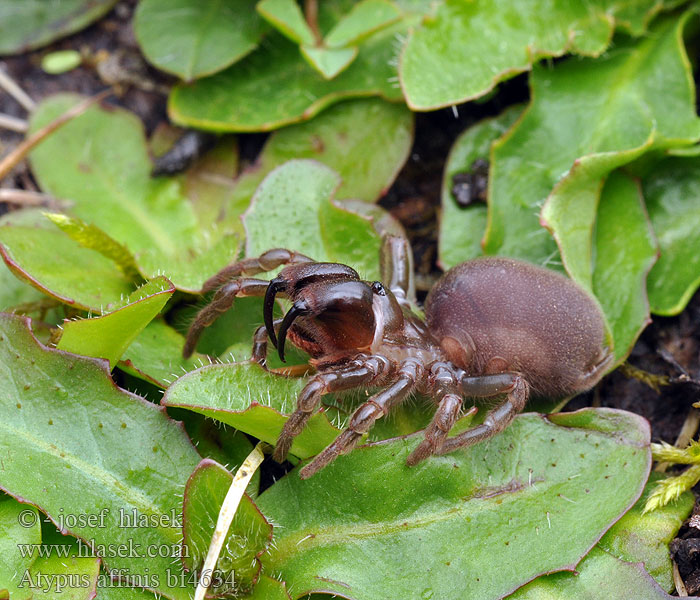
184;235;612;479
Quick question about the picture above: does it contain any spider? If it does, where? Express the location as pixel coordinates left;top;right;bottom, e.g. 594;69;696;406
184;235;612;479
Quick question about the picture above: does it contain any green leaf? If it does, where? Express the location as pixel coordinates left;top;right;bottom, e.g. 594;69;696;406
229;98;413;210
57;277;175;369
168;21;409;132
0;210;135;311
509;547;679;600
0;0;118;54
488;13;700;267
26;530;100;600
300;44;358;79
162;362;341;460
0;259;50;313
257;408;650;600
510;474;693;598
45;213;142;282
28;94;239;292
119;319;208;388
400;0;666;110
246;574;291;600
325;0;402;47
590;172;657;364
244;160;383;281
0;495;41;600
257;0;317;46
41;50;82;74
439;106;523;269
134;0;268;81
598;473;694;591
643;155;700;315
182;459;272;595
182;138;242;235
0;313;200;600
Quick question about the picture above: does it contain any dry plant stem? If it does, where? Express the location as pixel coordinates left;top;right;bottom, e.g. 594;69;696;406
194;443;265;600
0;89;111;181
0;113;28;133
674;560;689;597
0;66;35;111
618;361;670;393
0;189;60;207
305;0;322;44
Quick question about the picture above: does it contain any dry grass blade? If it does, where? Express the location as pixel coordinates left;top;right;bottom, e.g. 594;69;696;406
194;442;265;600
0;89;111;181
0;66;35;111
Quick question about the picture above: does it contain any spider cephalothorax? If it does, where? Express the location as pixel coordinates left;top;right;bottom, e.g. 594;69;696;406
184;236;612;479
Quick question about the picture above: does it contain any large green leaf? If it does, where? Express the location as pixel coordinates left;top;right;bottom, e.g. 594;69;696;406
400;0;666;110
57;277;175;369
590;172;657;364
0;210;135;311
181;459;272;596
231;98;413;210
643;155;700;315
0;313;200;600
134;0;268;80
486;13;699;267
598;473;694;591
162;362;341;459
510;474;694;598
28;94;239;292
257;409;650;600
168;21;410;132
244;160;383;281
0;0;118;54
0;495;41;600
509;547;681;600
439;106;522;269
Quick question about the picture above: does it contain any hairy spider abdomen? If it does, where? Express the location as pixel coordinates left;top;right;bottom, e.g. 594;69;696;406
425;257;611;398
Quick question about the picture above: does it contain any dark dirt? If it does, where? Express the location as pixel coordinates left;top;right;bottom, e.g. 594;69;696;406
2;1;700;595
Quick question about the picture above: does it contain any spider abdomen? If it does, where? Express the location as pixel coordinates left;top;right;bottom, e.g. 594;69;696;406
425;257;611;398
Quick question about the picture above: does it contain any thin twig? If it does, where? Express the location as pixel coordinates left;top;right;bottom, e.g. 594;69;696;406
0;113;27;132
194;443;265;600
674;560;689;597
0;89;111;181
0;65;35;111
0;189;64;208
304;0;322;44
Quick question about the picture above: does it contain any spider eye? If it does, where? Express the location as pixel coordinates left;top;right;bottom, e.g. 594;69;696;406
371;281;387;296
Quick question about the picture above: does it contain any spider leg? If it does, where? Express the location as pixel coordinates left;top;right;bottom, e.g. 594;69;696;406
273;355;391;463
183;278;269;358
201;249;314;293
380;234;416;307
251;319;283;368
299;359;423;479
436;373;529;455
406;393;467;466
